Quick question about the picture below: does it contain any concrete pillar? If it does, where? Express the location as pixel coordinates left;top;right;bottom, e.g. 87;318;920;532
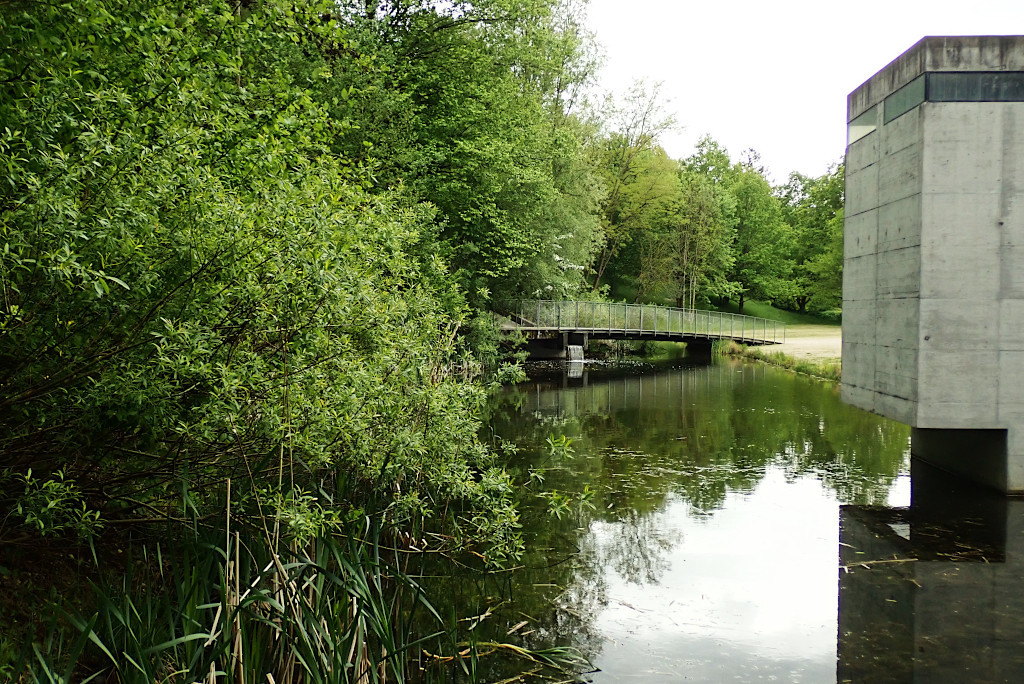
911;428;1009;494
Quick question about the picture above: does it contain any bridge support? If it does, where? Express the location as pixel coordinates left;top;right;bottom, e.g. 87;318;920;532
567;332;588;350
525;337;564;360
685;339;714;357
525;332;588;361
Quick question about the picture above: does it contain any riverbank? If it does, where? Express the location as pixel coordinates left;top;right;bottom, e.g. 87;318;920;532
721;343;840;381
719;323;843;381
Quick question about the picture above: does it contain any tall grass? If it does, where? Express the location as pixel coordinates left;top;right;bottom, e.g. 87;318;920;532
18;523;441;684
14;520;586;683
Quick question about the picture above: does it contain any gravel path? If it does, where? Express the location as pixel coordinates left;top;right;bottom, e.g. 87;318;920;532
770;324;842;362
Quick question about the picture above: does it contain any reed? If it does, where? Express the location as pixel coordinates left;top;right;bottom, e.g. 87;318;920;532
15;520;586;683
16;520;439;683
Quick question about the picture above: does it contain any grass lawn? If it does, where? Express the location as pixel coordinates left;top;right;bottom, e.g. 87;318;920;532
604;283;840;327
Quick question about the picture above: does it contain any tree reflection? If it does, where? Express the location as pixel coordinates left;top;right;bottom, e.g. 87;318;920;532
494;360;908;518
593;508;680;585
477;358;910;679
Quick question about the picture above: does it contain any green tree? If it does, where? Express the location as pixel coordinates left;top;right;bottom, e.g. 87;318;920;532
626;170;737;308
728;164;794;311
684;135;736;185
588;83;679;293
322;0;604;306
672;171;738;309
683;138;793;313
778;164;845;313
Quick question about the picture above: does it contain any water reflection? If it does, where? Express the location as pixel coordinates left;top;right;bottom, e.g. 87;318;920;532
481;359;911;682
567;360;585;380
839;462;1024;683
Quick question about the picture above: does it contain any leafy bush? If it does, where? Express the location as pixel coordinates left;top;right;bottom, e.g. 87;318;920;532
1;470;102;538
0;0;520;563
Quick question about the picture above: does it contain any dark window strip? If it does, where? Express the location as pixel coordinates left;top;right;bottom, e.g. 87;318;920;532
884;75;926;124
927;72;1024;102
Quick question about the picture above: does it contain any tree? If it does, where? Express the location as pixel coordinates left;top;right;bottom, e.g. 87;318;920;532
684;135;736;185
672;171;738;309
0;0;521;559
626;168;739;308
727;164;794;312
778;164;845;313
682;138;792;313
587;83;679;292
803;208;845;311
321;0;605;306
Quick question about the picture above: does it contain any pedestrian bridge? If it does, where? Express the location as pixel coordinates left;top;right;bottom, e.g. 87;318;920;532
501;300;784;357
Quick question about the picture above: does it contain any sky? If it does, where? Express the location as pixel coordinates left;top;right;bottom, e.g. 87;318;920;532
584;0;1023;183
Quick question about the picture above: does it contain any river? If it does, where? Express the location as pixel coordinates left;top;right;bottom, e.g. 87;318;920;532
467;357;1024;682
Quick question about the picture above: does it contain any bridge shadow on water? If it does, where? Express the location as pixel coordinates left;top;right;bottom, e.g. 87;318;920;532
839;461;1024;683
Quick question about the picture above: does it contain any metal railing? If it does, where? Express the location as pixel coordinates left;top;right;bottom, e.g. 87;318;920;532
504;300;785;345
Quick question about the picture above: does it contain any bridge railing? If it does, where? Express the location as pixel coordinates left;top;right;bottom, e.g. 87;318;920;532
504;300;785;345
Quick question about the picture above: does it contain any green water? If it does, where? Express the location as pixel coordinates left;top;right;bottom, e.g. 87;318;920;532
471;358;912;681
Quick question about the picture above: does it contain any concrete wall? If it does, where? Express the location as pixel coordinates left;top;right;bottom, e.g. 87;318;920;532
842;36;1024;492
842;95;924;427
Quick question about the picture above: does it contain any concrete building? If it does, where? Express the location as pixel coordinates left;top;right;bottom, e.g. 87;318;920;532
842;36;1024;493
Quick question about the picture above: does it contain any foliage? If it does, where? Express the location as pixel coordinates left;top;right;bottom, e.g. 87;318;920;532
672;137;797;312
777;164;845;313
597;132;841;318
591;130;843;318
0;0;855;676
1;470;102;539
325;0;605;306
715;298;841;326
0;0;526;550
668;170;738;307
17;522;552;683
598;133;806;313
587;83;679;291
0;0;552;675
727;165;794;310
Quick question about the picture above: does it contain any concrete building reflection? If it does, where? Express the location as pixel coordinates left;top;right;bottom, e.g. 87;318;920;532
839;463;1024;682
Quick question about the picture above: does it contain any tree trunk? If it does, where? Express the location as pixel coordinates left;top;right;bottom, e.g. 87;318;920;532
590;244;615;293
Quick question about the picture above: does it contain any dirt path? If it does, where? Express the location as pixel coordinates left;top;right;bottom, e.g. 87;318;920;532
770;324;842;362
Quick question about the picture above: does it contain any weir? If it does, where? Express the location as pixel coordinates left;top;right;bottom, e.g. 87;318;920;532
841;36;1024;493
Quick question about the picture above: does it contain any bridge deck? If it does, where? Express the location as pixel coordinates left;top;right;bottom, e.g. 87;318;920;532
503;300;785;346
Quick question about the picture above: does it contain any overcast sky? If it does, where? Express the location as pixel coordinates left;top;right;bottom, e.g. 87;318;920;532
584;0;1022;183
